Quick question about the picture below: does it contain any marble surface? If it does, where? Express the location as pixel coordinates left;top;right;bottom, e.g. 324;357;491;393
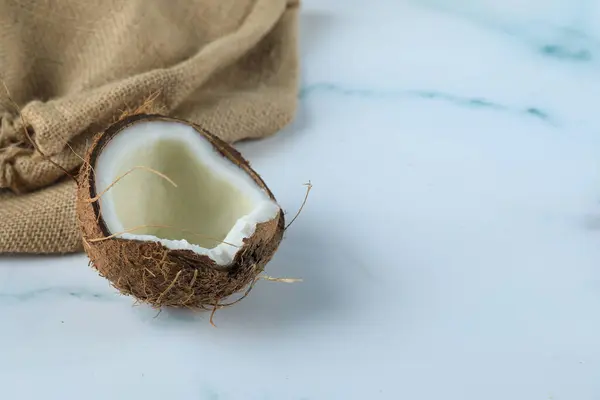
2;0;600;398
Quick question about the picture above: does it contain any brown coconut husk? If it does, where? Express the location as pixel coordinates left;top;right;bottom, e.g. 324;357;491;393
76;114;285;309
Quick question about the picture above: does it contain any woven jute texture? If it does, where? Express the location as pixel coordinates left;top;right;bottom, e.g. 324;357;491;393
0;0;299;254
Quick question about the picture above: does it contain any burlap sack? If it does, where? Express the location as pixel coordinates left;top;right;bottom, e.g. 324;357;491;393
0;0;299;254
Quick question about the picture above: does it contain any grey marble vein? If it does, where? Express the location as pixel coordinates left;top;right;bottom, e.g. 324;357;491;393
300;83;555;125
0;287;118;303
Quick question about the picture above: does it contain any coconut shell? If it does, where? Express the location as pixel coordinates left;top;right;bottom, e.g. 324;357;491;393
76;114;285;309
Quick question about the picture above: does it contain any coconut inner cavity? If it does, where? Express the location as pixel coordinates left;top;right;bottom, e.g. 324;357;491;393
94;120;280;266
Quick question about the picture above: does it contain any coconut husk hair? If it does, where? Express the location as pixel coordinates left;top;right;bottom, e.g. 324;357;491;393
76;114;285;309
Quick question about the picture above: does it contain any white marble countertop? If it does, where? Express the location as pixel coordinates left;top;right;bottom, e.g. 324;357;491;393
2;0;600;399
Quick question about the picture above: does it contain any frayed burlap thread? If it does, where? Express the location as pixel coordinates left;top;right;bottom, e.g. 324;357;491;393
0;0;299;254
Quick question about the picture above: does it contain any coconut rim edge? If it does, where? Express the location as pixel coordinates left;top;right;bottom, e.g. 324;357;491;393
76;113;286;308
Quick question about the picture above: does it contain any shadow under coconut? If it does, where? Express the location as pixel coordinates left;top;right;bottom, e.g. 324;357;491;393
136;219;347;333
214;226;340;329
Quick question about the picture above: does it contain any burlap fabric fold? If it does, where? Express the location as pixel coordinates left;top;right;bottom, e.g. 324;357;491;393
0;0;299;254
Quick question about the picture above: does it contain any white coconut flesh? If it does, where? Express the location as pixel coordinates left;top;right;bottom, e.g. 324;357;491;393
94;120;280;266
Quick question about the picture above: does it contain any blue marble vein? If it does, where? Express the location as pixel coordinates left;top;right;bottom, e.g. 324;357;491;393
0;287;116;303
299;83;554;124
540;42;592;61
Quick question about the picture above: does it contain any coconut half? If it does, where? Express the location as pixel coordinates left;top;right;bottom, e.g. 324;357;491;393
76;114;285;308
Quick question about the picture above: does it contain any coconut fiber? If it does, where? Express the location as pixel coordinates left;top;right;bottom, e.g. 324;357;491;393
77;114;285;308
0;0;299;254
